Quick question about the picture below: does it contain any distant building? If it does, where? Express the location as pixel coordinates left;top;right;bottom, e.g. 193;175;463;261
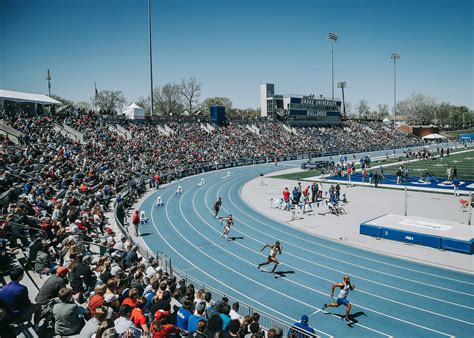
260;83;341;126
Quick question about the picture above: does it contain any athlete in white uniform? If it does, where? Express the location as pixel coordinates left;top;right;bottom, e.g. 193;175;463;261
220;214;233;238
257;241;282;273
322;275;355;323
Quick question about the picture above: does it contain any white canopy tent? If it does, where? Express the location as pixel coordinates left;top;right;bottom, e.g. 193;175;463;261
0;89;61;105
123;103;145;120
422;133;446;140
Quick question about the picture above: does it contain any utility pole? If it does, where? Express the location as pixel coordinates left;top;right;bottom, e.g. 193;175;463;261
148;0;154;116
46;69;52;96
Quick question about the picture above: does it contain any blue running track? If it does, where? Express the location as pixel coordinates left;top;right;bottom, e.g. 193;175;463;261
137;163;474;338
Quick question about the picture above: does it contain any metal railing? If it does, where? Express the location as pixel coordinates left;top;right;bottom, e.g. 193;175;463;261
112;188;320;338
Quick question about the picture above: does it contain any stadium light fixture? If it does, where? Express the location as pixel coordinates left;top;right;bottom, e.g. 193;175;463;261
390;53;400;125
327;32;338;101
337;81;346;118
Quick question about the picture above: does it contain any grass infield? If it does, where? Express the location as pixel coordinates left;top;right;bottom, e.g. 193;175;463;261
274;148;474;181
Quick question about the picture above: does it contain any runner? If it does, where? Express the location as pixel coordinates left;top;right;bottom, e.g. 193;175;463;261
219;214;234;238
257;241;282;273
213;197;222;218
322;275;355;323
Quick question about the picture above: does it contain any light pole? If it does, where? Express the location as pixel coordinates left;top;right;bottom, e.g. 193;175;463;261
337;81;346;118
46;69;51;96
148;0;154;116
390;53;400;125
328;32;338;100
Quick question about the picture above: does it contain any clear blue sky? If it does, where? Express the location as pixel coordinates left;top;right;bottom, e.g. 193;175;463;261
1;0;472;110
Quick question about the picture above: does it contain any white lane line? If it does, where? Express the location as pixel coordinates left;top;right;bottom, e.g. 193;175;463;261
181;179;452;337
150;183;335;338
230;173;474;292
147;151;474;286
219;176;474;310
178;182;392;337
195;177;474;326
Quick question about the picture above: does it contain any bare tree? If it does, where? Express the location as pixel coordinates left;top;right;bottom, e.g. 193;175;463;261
179;78;202;115
355;100;370;119
397;93;437;125
92;90;126;113
159;83;183;115
50;94;74;107
76;101;92;111
136;96;151;116
376;104;389;119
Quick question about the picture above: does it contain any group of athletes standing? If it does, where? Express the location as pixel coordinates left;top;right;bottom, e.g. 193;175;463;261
212;196;356;323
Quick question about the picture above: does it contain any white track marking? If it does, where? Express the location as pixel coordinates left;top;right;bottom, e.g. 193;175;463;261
149;186;336;337
173;179;453;336
228;172;474;291
217;175;474;308
192;177;474;325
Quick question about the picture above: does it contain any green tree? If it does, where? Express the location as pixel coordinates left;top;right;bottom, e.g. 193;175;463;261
201;97;233;116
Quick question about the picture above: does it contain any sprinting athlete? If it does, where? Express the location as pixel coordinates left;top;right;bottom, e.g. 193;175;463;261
220;214;234;238
213;197;222;218
257;241;282;273
322;275;355;323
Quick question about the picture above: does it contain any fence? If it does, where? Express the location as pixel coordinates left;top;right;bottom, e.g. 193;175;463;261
112;188;320;338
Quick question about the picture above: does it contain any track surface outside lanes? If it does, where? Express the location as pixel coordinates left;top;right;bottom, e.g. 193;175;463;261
138;161;474;338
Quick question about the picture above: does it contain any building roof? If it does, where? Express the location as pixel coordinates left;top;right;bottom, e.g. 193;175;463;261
0;89;61;105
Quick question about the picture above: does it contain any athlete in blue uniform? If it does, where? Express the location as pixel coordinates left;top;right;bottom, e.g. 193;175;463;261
322;275;355;323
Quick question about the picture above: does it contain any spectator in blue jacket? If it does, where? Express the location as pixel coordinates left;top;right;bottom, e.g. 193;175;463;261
288;315;316;338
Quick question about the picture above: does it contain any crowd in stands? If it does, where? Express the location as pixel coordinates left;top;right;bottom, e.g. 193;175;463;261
0;109;420;337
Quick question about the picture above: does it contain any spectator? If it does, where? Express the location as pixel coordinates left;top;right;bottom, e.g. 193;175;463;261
288;315;316;338
80;306;107;337
35;266;69;305
225;319;242;338
229;302;242;321
219;304;232;331
150;310;180;338
114;304;141;337
131;296;149;332
176;298;193;331
188;301;207;333
193;319;207;338
0;266;40;324
89;284;107;317
52;287;84;336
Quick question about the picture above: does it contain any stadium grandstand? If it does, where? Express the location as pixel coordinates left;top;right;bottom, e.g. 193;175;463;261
0;107;428;337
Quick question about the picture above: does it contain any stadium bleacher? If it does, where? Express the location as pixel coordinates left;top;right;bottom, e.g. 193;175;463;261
0;109;423;337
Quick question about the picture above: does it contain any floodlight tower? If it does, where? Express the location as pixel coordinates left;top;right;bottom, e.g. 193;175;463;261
337;81;346;118
327;32;338;100
390;53;400;124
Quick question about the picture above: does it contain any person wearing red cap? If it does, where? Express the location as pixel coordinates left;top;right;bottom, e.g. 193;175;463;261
35;266;69;305
150;310;181;338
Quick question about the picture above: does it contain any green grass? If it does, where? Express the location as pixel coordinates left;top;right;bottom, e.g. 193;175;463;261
368;149;474;180
273;149;474;181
